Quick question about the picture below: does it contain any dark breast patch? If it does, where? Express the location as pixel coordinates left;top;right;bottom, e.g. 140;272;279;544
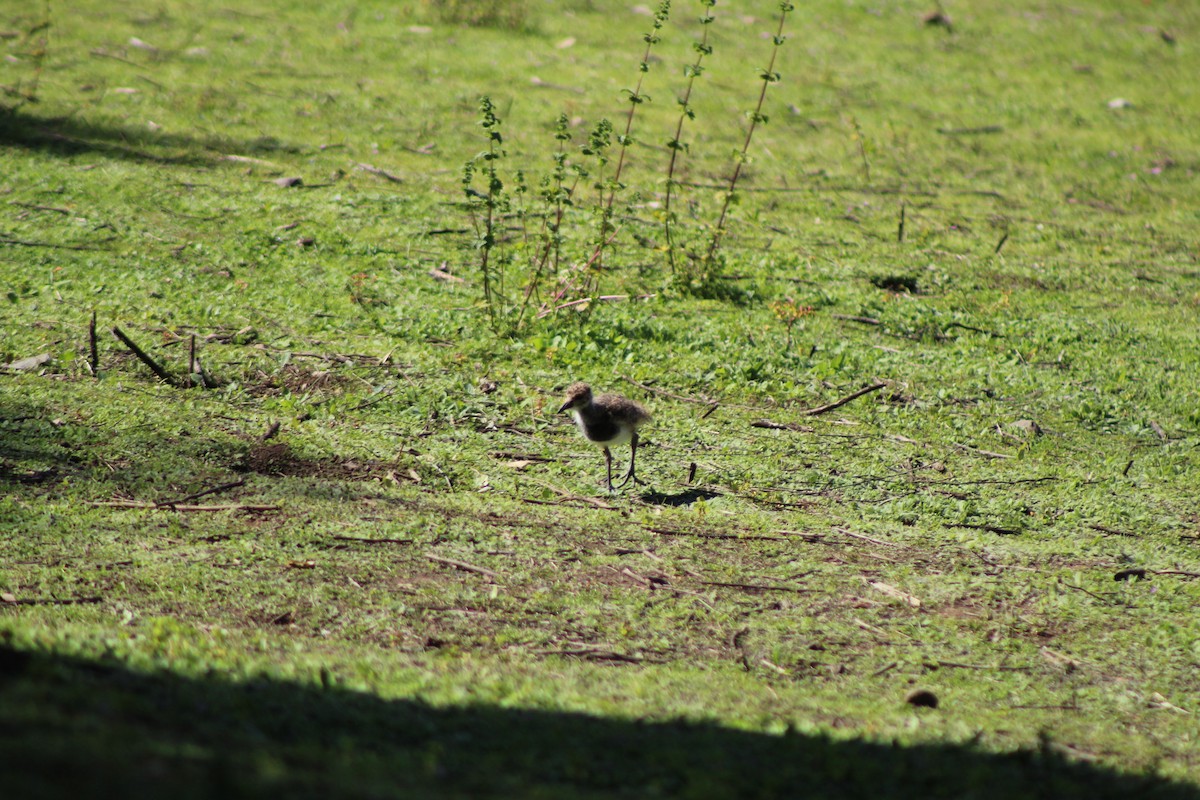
579;409;621;443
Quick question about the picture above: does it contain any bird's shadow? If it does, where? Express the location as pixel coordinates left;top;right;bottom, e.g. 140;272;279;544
639;487;722;507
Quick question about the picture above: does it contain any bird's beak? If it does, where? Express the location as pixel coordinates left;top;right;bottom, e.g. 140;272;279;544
557;400;572;414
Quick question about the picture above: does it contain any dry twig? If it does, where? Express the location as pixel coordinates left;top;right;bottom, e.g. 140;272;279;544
798;381;887;416
425;553;500;579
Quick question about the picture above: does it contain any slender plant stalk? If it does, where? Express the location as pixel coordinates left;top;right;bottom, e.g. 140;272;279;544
463;96;506;327
664;0;717;275
703;1;793;271
588;0;671;274
14;0;52;105
517;115;573;328
576;118;613;309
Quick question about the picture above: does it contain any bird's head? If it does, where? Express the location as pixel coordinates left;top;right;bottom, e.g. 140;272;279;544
557;382;593;414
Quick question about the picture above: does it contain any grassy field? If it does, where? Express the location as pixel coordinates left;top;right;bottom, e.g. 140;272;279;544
3;0;1200;796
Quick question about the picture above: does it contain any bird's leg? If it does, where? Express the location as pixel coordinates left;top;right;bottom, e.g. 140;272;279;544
604;447;614;493
614;433;638;488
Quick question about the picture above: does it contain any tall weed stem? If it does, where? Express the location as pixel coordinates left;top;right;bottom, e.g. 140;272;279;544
703;1;793;271
664;0;717;275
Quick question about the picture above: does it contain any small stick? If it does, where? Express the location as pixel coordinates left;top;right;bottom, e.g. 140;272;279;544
750;420;813;432
1088;524;1139;538
1060;581;1117;605
355;163;405;183
952;443;1013;459
424;553;499;579
188;334;196;379
528;481;615;510
947;522;1021;536
620;567;655;589
936;125;1004;135
933;660;1032;672
994;231;1010;254
10;201;72;215
161;479;246;505
897;202;906;243
619;374;715;406
88;311;99;377
700;580;810;594
111;326;177;385
798;381;887;416
831;314;882;326
89;500;279;512
1;595;103;606
535;648;646;663
834;527;899;547
259;421;282;442
867;580;922;608
759;658;790;676
0;236;98;251
647;526;787;542
943;322;1000;337
333;536;414;545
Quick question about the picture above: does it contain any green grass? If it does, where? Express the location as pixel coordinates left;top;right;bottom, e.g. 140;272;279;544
3;0;1200;796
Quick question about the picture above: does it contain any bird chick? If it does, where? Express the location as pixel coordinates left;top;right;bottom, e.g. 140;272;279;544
558;382;650;492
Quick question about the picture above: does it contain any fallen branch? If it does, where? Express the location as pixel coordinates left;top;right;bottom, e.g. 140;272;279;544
89;500;279;512
1;594;103;606
424;553;500;579
0;236;100;251
646;526;787;542
535;648;648;663
759;657;790;676
832;314;882;326
333;536;414;545
951;442;1013;459
751;419;814;433
111;326;178;385
1153;569;1200;580
944;321;1001;338
619;374;716;406
835;527;900;547
946;522;1021;536
536;294;653;320
10;201;72;215
931;660;1032;672
355;163;404;183
700;580;810;594
527;482;616;510
161;479;246;505
259;421;281;442
1089;524;1139;538
88;311;99;376
798;381;887;416
936;125;1004;135
866;579;922;608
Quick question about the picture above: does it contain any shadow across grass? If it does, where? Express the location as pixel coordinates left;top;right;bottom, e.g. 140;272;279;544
0;641;1193;800
0;107;296;166
0;397;82;485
